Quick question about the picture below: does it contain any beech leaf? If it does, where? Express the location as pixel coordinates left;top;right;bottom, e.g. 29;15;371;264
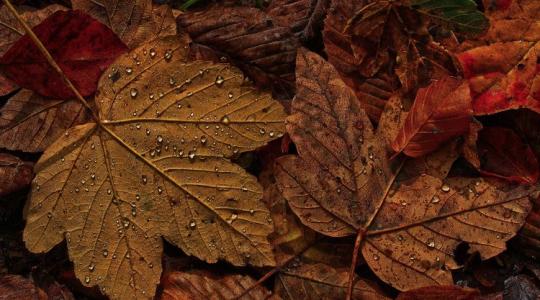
176;5;300;97
275;49;536;291
23;37;286;299
464;126;540;184
0;89;89;152
0;4;66;96
0;10;128;99
391;76;473;158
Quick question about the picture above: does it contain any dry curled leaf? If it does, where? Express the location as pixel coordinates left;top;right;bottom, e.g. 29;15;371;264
274;261;389;300
0;4;66;96
159;270;272;300
391;77;472;158
177;5;299;98
274;49;535;291
72;0;176;49
266;0;330;42
23;37;286;299
0;153;33;197
0;89;89;152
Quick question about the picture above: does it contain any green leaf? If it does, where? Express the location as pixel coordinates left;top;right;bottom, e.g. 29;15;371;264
411;0;489;35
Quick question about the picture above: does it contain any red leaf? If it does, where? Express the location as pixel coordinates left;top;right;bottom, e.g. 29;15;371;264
0;153;33;197
392;77;473;157
0;10;128;99
397;285;480;300
472;127;539;184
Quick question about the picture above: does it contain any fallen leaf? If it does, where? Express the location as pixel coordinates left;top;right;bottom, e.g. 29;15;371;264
23;37;286;299
396;285;480;300
176;5;300;98
274;261;389;299
0;10;128;99
72;0;176;49
324;0;461;95
391;77;473;158
0;153;33;197
274;49;535;291
0;4;66;96
0;275;47;300
266;0;330;42
0;89;89;152
463;126;539;184
458;0;540;115
159;270;272;300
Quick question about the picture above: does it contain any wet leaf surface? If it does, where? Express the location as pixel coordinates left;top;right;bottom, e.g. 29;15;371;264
23;37;286;298
275;49;536;291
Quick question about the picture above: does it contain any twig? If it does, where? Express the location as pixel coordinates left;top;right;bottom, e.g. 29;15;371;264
1;0;99;122
346;229;365;300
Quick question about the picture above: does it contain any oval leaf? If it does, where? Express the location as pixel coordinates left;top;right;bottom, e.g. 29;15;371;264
0;10;128;99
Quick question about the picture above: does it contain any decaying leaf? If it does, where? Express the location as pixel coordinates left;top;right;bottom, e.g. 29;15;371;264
391;77;472;158
0;10;128;99
274;261;389;299
503;275;540;300
0;153;33;197
0;89;89;152
464;126;539;184
23;37;286;299
324;0;461;96
0;4;66;96
0;275;47;300
176;5;300;98
159;270;272;300
266;0;330;42
275;49;535;291
458;0;540;115
72;0;176;49
516;196;540;258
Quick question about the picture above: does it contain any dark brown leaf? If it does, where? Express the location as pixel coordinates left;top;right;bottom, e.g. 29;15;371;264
266;0;330;42
0;153;33;197
0;89;89;152
0;275;47;300
396;285;480;300
177;5;300;98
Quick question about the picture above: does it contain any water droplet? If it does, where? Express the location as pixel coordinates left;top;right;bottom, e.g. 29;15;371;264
157;135;163;143
215;75;225;86
85;276;90;284
125;67;133;74
88;264;95;271
441;184;450;192
164;50;172;61
47;212;52;218
431;195;440;203
409;254;416;261
130;88;138;98
141;175;148;184
373;254;379;261
157;187;163;194
269;131;275;137
228;92;233;99
169;77;175;86
259;128;266;135
249;209;255;215
102;250;108;257
200;136;207;144
107;189;112;195
149;48;156;58
189;220;196;229
188;151;196;160
221;115;230;124
427;240;435;248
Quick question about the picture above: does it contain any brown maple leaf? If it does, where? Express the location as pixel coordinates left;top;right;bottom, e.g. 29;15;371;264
274;49;536;292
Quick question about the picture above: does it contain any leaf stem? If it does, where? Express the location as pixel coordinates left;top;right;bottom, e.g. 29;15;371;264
346;229;365;300
1;0;99;122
